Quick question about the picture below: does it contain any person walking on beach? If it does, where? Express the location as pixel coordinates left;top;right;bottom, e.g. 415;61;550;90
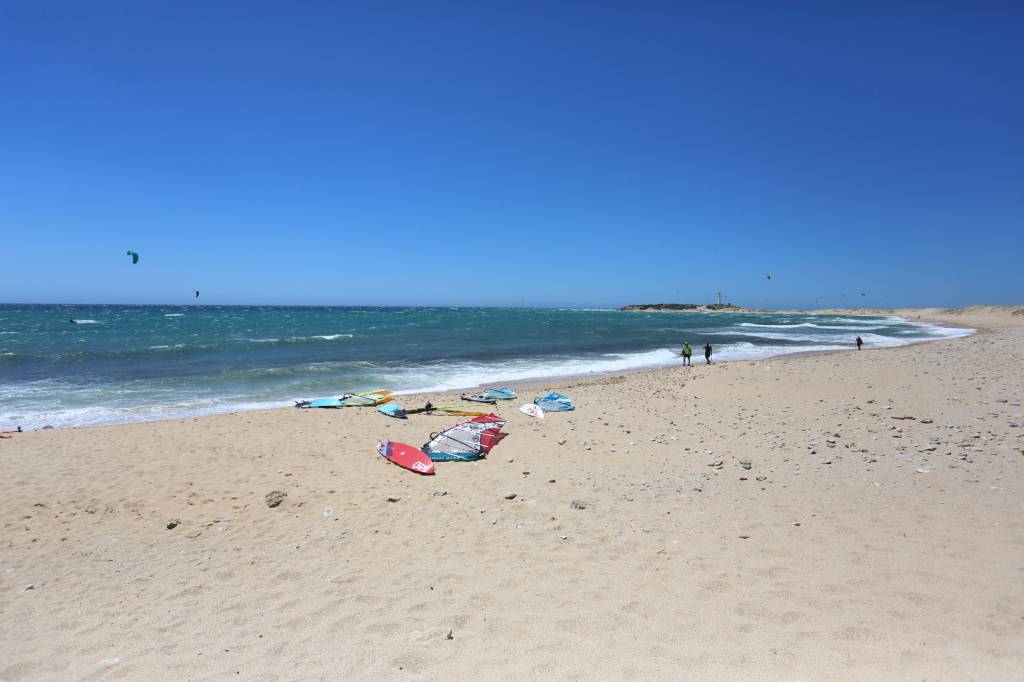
681;342;692;366
856;336;863;350
704;343;713;364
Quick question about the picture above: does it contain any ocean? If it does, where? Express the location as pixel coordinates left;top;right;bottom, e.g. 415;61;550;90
0;305;972;430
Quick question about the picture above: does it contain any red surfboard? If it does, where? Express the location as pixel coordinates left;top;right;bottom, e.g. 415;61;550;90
377;441;435;475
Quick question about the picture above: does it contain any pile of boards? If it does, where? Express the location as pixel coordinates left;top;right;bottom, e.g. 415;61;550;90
378;413;507;475
294;387;575;476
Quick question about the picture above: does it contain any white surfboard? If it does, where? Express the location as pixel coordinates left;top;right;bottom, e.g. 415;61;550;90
519;403;544;419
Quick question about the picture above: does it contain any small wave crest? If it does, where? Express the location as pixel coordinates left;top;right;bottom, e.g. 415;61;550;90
389;348;681;395
241;334;354;345
737;322;884;330
2;398;293;431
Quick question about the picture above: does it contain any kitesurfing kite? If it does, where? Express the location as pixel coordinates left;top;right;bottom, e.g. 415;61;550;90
126;250;139;264
194;289;200;299
422;414;507;462
766;272;772;280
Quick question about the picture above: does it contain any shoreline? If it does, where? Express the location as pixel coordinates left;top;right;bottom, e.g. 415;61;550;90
4;310;976;433
2;306;1022;678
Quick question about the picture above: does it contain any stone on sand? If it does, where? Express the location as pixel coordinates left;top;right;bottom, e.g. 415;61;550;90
265;490;287;508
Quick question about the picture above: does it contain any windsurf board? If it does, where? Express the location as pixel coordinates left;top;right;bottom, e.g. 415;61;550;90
378;441;435;475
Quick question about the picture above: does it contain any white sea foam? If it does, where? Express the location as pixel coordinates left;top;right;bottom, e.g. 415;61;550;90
2;396;292;431
714;341;847;362
242;334;355;344
0;316;974;431
721;331;837;343
907;322;974;339
164;313;185;317
737;322;884;330
72;319;99;324
388;348;682;395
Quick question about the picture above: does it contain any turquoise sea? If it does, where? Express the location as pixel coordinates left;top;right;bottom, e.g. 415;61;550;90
0;305;971;429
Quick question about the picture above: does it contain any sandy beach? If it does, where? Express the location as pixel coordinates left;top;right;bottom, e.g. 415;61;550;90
1;306;1022;680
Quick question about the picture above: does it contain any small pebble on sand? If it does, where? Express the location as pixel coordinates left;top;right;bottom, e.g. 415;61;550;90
265;490;287;508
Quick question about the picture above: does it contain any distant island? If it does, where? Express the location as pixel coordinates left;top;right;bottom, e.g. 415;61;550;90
620;303;742;312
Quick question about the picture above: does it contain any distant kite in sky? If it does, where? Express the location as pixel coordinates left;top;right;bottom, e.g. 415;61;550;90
766;272;772;280
126;250;139;264
194;289;200;299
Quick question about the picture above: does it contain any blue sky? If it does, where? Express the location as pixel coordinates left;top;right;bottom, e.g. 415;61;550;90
1;1;1021;308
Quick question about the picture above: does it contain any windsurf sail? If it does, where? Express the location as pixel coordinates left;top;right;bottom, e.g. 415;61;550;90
422;414;507;462
461;387;517;403
534;391;575;412
339;390;394;407
460;394;496;404
296;389;393;408
378;403;407;419
519;403;543;418
295;397;344;408
404;402;491;417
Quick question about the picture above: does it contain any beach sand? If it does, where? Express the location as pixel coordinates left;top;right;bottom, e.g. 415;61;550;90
1;307;1022;680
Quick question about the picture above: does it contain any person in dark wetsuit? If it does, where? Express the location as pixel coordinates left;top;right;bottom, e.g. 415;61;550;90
856;336;863;350
704;343;713;364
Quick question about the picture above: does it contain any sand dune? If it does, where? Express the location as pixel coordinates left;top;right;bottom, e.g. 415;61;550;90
1;307;1022;679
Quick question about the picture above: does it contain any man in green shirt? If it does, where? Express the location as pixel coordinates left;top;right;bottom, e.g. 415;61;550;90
681;342;693;366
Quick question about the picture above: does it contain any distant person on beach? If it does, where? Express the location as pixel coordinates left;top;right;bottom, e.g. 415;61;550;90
704;343;713;364
681;343;692;366
856;336;863;350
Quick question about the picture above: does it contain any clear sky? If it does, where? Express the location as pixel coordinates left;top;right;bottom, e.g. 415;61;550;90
2;2;1022;308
